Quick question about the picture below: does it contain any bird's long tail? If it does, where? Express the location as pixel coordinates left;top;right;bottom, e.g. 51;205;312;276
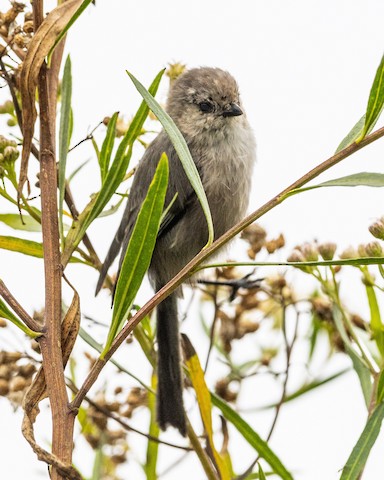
156;291;186;436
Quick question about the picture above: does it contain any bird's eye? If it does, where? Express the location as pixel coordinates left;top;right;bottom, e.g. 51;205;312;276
199;101;214;113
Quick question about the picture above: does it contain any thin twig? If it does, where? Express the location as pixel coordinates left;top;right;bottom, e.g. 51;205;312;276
68;120;103;152
66;380;192;451
0;279;42;332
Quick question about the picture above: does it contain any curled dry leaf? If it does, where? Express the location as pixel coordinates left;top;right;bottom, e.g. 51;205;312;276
18;0;83;201
22;284;81;479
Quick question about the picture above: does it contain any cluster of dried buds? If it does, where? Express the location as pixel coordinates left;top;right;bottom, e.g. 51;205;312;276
0;2;32;53
241;223;285;259
0;134;19;179
0;327;36;407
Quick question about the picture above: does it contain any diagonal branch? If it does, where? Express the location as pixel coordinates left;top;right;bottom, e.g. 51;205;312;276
72;125;384;409
0;279;42;332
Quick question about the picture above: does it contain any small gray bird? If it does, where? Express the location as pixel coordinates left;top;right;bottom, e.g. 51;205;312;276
96;67;256;435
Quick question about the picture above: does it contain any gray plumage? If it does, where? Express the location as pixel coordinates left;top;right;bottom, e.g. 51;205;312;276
96;67;256;435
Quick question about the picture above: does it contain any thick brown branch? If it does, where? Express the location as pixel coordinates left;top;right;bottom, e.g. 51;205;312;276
32;2;75;479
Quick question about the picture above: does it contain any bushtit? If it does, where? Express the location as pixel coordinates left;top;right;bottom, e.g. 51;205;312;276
96;67;256;435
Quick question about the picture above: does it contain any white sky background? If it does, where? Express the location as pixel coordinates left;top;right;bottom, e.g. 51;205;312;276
1;0;384;479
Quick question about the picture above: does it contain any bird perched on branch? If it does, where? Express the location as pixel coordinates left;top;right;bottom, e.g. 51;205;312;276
96;67;256;435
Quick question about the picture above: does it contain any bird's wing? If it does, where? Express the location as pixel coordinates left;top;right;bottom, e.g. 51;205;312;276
95;132;195;295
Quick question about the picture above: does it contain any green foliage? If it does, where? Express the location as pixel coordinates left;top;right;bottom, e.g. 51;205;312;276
104;153;169;354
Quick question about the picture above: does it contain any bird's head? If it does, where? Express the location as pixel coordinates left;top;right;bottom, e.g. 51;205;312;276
166;67;245;139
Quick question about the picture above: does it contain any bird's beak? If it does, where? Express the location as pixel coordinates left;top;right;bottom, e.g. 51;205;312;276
222;103;243;117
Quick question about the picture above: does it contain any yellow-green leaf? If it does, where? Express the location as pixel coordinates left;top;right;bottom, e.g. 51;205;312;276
182;334;231;480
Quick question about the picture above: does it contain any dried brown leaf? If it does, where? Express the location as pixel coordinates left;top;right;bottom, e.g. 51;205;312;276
22;283;81;479
18;0;83;200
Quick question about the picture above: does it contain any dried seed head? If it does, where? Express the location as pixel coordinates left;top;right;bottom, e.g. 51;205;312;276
318;242;337;261
339;246;358;259
365;241;383;257
22;20;33;33
0;378;9;396
368;217;384;241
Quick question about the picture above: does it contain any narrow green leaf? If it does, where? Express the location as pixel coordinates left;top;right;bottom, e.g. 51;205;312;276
376;370;384;403
211;393;294;480
366;284;384;356
340;402;384;480
90;447;104;480
0;298;39;337
96;193;126;219
99;112;118;183
61;69;165;266
127;70;214;247
0;213;41;232
336;115;366;152
79;327;151;390
199;256;384;272
145;374;160;480
59;55;73;246
102;153;169;354
0;235;84;263
0;235;44;258
258;463;267;480
359;54;384;141
48;0;94;62
259;369;350;409
68;159;90;183
333;306;373;407
286;172;384;197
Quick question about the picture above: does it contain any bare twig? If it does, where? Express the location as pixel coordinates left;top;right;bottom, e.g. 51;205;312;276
0;279;42;332
66;380;192;451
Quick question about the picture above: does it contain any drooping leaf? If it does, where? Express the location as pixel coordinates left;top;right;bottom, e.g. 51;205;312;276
0;235;84;263
48;0;94;62
183;335;231;480
0;214;41;232
340;402;384;480
102;153;169;354
127;70;214;247
211;393;294;480
59;55;73;246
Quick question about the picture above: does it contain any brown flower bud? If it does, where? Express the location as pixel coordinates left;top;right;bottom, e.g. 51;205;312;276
23;20;33;33
368;217;384;241
365;241;383;257
318;242;337;261
9;375;27;392
339;246;358;259
0;378;9;396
